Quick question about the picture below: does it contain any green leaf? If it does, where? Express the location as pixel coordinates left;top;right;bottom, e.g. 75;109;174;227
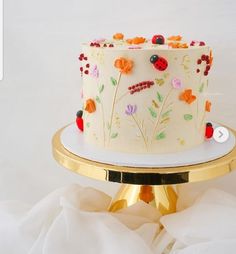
95;96;101;103
111;132;118;139
86;122;90;128
110;77;117;86
156;131;166;140
107;122;111;130
198;83;204;93
162;109;172;118
99;84;104;93
157;92;163;103
184;114;193;121
148;107;157;118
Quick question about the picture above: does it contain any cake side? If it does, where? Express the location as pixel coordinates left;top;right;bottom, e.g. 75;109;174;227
79;35;212;153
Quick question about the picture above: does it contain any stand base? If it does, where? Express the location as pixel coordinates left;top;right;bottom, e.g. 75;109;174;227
109;184;178;215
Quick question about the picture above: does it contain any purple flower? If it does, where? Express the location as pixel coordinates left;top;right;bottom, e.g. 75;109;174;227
90;65;99;79
171;78;182;89
125;104;137;115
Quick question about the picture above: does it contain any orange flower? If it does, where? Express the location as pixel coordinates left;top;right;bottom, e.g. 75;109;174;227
85;99;96;113
209;50;213;66
113;33;124;40
205;100;212;112
179;89;196;104
168;35;182;41
114;57;134;74
168;42;188;48
126;37;146;44
139;186;154;203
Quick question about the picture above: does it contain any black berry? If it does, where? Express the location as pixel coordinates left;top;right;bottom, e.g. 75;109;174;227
150;55;159;64
76;110;83;118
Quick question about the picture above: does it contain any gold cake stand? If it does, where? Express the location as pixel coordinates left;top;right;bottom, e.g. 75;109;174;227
52;125;236;215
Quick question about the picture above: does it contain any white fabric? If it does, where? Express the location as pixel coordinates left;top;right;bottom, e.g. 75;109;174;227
0;185;236;254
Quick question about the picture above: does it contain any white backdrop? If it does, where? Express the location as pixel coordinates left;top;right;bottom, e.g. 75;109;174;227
0;0;236;204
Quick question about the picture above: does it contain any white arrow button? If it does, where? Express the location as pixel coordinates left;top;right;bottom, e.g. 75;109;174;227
213;127;229;143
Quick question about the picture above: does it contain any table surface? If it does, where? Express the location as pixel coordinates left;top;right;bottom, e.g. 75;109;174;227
52;125;236;185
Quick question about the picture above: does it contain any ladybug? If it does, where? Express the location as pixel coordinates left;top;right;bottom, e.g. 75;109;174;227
205;122;214;139
76;110;84;132
152;35;165;45
150;54;168;71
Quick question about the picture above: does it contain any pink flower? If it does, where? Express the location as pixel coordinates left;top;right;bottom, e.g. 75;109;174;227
171;78;182;89
125;104;137;115
92;38;106;44
90;65;99;79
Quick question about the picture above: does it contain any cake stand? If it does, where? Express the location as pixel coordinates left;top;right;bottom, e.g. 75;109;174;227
52;124;236;215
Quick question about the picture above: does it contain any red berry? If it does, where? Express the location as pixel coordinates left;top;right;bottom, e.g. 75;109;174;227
84;57;88;61
197;59;202;64
206;59;210;64
199;41;205;46
128;86;132;90
206;65;210;71
76;117;84;132
78;56;83;61
190;41;195;46
201;55;206;61
84;70;89;75
132;85;135;89
204;71;208;76
205;125;214;139
196;69;200;73
80;67;83;72
90;43;94;46
109;44;114;47
86;63;90;68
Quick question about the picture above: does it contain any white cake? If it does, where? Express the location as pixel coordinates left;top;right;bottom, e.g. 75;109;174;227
78;34;213;153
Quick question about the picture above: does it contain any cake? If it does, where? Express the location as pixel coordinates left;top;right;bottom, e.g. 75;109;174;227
77;34;213;154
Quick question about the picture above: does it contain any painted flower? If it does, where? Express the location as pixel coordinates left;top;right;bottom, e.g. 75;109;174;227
171;78;182;89
90;65;99;79
85;99;96;113
126;37;146;45
168;42;188;48
179;89;196;104
205;100;212;112
125;104;137;115
114;57;134;74
113;33;124;40
167;35;182;41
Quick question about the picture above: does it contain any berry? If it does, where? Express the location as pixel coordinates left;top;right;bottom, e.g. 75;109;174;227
84;70;89;75
84;57;88;61
199;41;205;46
153;57;168;71
86;63;90;68
190;41;195;46
103;44;107;47
196;69;200;73
197;59;202;64
150;55;159;64
109;44;114;47
201;55;206;61
206;65;210;71
90;43;94;46
76;110;83;118
80;67;83;72
128;86;132;90
204;71;208;76
76;117;84;132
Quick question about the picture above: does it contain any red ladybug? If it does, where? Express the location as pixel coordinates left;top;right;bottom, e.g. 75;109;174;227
150;54;168;71
205;122;214;139
152;35;165;45
76;110;84;132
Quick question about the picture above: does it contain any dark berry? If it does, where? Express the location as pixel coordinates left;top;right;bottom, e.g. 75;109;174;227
76;110;83;118
201;55;206;61
109;44;114;47
199;41;205;46
206;65;210;71
80;67;83;72
150;55;158;64
197;59;202;64
90;43;94;46
196;69;200;73
103;44;107;47
84;70;89;75
190;41;195;46
204;71;208;76
84;57;88;61
86;63;90;68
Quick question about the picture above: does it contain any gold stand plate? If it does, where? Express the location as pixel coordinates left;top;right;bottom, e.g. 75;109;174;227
52;125;236;215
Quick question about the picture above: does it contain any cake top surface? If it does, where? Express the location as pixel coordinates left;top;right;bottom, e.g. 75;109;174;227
83;33;209;51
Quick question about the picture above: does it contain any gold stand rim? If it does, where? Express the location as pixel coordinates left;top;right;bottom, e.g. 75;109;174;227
52;124;236;185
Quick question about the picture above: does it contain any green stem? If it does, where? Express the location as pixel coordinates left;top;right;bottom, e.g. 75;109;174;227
131;114;148;151
150;88;173;145
107;72;121;146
